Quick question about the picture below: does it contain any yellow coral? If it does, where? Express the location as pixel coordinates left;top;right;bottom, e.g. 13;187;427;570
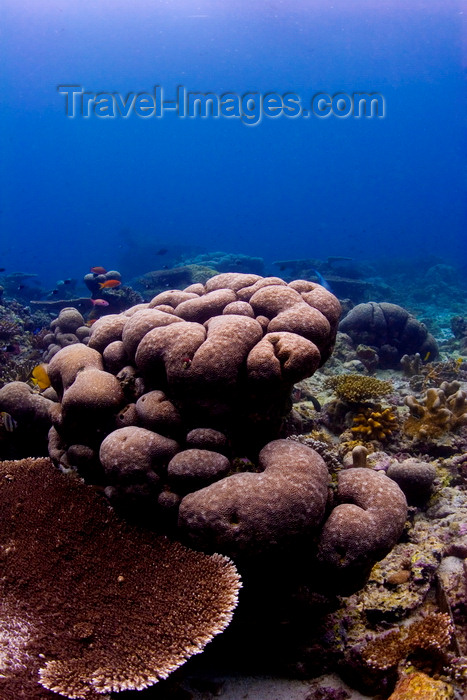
351;406;398;441
326;374;392;402
388;671;454;699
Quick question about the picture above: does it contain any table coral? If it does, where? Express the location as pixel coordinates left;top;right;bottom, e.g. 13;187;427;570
0;457;240;699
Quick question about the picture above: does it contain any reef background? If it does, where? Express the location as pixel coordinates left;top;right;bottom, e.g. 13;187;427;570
0;0;465;288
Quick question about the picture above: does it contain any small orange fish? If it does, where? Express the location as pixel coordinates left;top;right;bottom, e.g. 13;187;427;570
99;279;121;289
91;298;109;307
86;318;98;326
90;266;107;274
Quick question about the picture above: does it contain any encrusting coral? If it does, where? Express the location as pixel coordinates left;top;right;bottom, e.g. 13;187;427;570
361;612;454;671
387;671;454;699
0;457;241;699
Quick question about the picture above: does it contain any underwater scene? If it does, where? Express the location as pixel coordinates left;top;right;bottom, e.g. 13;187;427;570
0;0;466;698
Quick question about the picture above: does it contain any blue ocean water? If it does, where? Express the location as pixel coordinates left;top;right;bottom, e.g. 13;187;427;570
0;0;465;290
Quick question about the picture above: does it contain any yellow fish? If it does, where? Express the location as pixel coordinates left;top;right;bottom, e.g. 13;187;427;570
31;364;51;390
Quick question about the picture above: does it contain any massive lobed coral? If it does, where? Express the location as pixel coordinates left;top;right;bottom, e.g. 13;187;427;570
339;302;438;368
0;274;409;592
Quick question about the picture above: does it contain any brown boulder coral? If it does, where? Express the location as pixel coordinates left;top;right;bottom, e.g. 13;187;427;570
6;275;349;567
0;457;240;698
99;426;179;481
339;301;438;368
317;467;408;589
178;439;330;558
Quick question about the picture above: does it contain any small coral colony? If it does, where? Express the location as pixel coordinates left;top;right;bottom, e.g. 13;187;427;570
0;255;466;699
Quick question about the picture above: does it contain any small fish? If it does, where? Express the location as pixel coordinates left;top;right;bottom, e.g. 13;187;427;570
31;364;51;390
310;268;333;293
1;412;17;432
156;248;168;256
90;266;107;274
86;318;98;326
99;279;121;289
424;351;431;362
91;298;110;307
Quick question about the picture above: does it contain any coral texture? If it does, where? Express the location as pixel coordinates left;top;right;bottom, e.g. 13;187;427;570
178;439;330;558
0;457;240;699
317;468;408;586
60;273;342;454
387;672;454;699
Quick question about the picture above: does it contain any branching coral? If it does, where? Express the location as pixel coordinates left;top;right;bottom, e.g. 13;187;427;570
404;381;467;438
362;612;454;671
351;406;399;441
326;374;392;403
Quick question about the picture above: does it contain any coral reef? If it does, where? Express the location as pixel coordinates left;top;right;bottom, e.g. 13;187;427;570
0;456;240;699
2;258;466;698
